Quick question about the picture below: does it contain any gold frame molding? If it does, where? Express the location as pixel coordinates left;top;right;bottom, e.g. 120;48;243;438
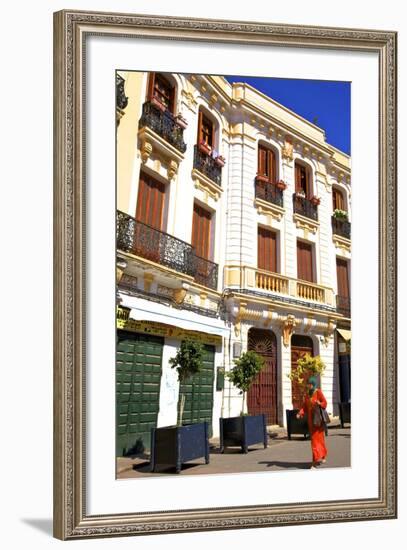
53;9;397;540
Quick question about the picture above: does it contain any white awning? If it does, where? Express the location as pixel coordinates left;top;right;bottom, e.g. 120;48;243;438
120;293;229;337
337;328;351;341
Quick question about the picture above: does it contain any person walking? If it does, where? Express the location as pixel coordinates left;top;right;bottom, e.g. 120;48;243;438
297;376;328;469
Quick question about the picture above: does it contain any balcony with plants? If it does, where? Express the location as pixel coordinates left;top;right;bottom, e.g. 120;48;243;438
332;209;351;240
138;100;187;154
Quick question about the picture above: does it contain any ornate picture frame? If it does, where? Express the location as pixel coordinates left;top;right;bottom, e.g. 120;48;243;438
53;9;397;540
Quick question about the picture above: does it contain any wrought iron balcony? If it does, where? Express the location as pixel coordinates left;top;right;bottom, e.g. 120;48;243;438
292;194;318;221
332;216;351;239
117;211;195;277
193;145;222;186
336;295;351;317
116;211;218;290
194;256;218;290
138;101;187;153
255;179;284;208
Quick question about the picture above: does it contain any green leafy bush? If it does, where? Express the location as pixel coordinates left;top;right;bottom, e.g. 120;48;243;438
226;351;265;414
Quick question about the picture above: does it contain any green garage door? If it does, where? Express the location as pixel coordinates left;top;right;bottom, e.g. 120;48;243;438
116;331;163;456
178;344;215;437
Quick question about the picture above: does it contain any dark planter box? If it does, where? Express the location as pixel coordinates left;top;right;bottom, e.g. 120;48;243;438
339;402;351;427
150;422;209;474
219;414;267;453
286;409;309;440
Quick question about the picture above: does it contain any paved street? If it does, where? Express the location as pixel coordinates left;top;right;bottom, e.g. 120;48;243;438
117;423;350;478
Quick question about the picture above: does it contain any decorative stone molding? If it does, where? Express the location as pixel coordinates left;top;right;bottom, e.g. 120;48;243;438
323;318;336;347
167;159;179;181
192;169;222;201
143;273;154;292
181;89;198;111
282;314;297;347
157;285;173;298
255;198;285;222
234;300;247;337
333;235;351;254
173;287;188;304
282;136;294;161
293;213;320;237
140;140;153;163
263;308;274;328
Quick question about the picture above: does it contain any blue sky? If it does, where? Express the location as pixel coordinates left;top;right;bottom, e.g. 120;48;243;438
224;76;351;155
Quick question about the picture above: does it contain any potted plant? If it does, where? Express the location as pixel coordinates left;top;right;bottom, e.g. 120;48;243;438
333;208;348;220
198;140;212;155
174;113;188;129
286;353;327;440
215;154;226;167
276;179;287;190
219;351;268;453
150;95;167;112
150;339;210;473
255;173;269;184
310;195;321;206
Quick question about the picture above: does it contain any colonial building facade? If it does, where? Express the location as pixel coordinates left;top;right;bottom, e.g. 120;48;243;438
115;71;351;457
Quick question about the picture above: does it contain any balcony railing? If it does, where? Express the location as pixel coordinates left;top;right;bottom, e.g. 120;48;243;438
193;145;222;186
117;211;218;290
194;255;218;290
332;216;351;239
224;265;334;307
255;179;284;208
292;194;318;221
138;101;187;153
336;295;351;317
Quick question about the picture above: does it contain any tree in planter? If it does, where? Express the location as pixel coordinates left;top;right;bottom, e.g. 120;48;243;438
169;338;204;426
287;353;326;401
226;351;265;415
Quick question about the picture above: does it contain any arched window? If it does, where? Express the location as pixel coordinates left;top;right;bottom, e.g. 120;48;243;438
197;109;216;149
147;73;175;114
257;144;276;182
295;161;312;198
332;187;346;212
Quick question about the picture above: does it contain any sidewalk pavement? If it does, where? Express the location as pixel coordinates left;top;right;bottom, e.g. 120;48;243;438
116;421;350;479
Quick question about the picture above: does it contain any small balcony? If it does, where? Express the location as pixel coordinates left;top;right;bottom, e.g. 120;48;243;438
292;194;318;221
193;145;222;186
336;295;351;317
332;215;351;240
117;211;218;290
255;179;284;208
138;101;187;153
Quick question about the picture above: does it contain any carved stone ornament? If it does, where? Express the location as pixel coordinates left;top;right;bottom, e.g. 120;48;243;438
282;136;294;161
167;159;179;180
282;314;296;347
141;140;153;163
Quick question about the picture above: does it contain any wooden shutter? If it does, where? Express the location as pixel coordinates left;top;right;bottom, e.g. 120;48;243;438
258;146;276;181
297;240;314;282
135;172;165;230
192;203;212;259
258;227;277;272
336;258;350;298
198;111;213;147
258;146;267;176
333;188;344;211
295;163;309;196
147;72;155;101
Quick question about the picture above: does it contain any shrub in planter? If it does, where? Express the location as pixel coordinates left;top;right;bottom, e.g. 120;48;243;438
150;339;210;473
220;351;268;453
333;208;348;220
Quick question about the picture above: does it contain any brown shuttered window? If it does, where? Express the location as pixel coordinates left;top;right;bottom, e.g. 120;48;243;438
135;172;166;230
333;188;345;211
147;73;175;113
336;258;350;298
258;145;276;182
258;227;277;273
297;240;314;282
295;163;310;197
192;203;212;260
197;111;214;148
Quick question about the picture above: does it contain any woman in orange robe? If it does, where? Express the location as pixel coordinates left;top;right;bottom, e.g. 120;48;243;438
297;376;328;468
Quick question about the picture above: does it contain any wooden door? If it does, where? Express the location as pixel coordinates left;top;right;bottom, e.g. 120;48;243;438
192;203;212;260
258;227;277;273
134;172;166;262
290;335;314;409
297;240;314;282
247;329;278;425
336;258;350;298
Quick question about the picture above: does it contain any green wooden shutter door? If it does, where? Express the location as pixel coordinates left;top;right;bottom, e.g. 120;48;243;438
178;345;215;437
116;331;163;456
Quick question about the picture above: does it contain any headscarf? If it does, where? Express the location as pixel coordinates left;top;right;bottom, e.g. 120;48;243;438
308;376;318;396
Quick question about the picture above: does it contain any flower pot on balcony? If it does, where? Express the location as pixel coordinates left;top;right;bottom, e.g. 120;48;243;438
219;414;267;454
150;422;209;473
255;174;269;184
150;96;167;112
175;114;188;129
276;180;287;190
198;141;212;155
333;208;348;220
215;155;226;167
310;196;321;206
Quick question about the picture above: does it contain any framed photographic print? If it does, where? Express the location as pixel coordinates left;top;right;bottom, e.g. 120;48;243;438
53;9;397;540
